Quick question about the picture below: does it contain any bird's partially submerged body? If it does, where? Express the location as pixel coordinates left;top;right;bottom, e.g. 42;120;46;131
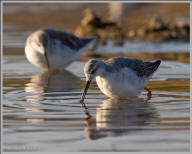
95;67;149;98
81;57;161;100
25;29;95;70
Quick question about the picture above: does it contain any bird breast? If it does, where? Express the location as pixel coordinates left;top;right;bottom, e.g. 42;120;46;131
96;67;149;98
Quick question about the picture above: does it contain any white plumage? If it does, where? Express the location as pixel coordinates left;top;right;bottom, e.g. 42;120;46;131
25;29;95;70
96;67;149;98
81;57;161;100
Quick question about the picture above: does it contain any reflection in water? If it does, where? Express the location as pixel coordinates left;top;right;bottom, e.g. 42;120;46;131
84;97;156;140
3;54;190;151
24;70;80;123
25;69;80;93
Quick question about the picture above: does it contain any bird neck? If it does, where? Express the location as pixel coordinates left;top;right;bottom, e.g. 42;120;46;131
96;61;107;77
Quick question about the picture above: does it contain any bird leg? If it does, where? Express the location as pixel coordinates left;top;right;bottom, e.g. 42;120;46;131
144;87;151;100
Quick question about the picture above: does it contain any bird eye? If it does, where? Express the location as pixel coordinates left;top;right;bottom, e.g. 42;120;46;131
91;70;95;74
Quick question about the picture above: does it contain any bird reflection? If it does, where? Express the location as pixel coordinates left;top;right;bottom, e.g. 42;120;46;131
25;69;80;94
24;70;81;123
84;97;156;140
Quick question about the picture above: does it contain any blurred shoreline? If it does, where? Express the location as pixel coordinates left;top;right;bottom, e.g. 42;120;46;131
3;3;189;31
3;3;190;63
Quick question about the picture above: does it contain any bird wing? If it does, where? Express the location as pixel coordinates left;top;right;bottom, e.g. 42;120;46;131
131;60;161;77
44;29;94;51
141;60;161;77
105;58;161;77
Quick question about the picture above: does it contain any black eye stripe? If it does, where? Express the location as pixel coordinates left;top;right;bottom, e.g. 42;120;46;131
91;66;98;74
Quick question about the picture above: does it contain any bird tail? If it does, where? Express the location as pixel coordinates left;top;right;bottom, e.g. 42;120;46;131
154;60;161;68
144;60;161;77
79;37;96;54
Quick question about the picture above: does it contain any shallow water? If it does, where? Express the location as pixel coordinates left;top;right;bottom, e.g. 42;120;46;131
3;55;190;152
3;3;190;152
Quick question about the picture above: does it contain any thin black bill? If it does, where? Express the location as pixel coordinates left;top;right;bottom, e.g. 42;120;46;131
80;80;91;102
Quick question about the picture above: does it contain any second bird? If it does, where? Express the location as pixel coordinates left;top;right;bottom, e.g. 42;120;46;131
25;29;95;70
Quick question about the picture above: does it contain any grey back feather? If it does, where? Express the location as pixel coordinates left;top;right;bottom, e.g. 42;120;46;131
30;29;95;51
104;57;161;77
44;29;94;51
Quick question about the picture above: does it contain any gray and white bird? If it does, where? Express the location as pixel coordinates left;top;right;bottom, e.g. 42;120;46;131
81;57;161;101
25;29;95;70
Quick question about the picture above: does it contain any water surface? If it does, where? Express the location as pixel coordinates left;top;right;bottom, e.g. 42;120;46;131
3;3;190;152
3;55;190;152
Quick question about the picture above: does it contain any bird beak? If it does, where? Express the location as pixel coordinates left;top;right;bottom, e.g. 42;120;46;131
80;80;91;102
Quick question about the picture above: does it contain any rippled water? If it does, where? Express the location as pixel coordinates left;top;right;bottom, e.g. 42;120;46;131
3;3;190;152
3;55;190;152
